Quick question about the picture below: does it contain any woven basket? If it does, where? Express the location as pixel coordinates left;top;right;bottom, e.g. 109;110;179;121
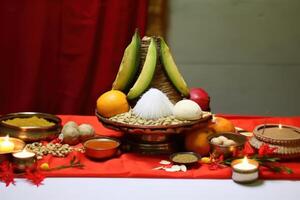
130;37;183;106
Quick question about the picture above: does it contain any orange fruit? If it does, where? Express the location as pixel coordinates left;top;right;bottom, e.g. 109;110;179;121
209;117;235;133
96;90;129;118
184;128;214;156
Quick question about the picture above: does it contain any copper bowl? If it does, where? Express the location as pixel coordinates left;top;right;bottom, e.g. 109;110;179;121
208;133;247;158
83;137;120;160
0;112;62;142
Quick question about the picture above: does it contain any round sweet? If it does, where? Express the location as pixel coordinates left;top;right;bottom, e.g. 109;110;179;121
211;137;223;145
217;136;228;142
62;121;78;132
61;126;80;145
173;100;202;120
78;124;95;141
223;139;236;146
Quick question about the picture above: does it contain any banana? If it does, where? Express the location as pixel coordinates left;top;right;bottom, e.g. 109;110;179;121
127;38;157;100
112;30;141;91
160;38;190;97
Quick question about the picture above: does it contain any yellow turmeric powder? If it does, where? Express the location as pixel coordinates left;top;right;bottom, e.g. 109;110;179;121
3;116;55;127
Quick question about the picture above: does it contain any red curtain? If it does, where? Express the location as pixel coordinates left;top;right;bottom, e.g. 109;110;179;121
0;0;148;115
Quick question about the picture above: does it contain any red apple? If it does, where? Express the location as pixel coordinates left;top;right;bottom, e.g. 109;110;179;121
189;88;211;111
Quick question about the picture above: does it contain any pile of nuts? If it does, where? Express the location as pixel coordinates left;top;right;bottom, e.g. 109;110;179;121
109;110;191;126
26;142;84;160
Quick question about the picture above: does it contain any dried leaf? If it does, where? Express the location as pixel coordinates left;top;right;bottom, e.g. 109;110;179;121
152;166;164;170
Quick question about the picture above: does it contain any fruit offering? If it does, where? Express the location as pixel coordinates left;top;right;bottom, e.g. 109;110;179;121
110;34;190;101
184;128;214;156
209;116;236;133
189;88;210;111
127;37;157;100
97;31;211;129
96;90;130;118
112;30;141;91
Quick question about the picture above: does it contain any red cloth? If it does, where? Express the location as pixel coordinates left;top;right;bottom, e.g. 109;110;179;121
38;115;300;180
0;0;148;115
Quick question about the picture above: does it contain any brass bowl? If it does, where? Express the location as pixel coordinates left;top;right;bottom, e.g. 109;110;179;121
208;133;247;158
170;152;201;165
0;137;25;163
0;112;62;142
83;137;120;160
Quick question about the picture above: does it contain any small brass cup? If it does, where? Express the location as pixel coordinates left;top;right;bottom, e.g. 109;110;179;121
12;151;36;172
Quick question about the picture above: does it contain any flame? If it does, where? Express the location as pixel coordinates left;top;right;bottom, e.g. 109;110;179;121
279;124;282;129
4;135;10;142
242;156;249;165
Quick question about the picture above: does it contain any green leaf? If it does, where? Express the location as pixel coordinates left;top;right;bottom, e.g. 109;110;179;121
70;156;76;165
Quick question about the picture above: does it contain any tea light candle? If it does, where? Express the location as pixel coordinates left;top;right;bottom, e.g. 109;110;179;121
12;149;36;172
0;135;15;153
13;149;35;159
231;157;259;183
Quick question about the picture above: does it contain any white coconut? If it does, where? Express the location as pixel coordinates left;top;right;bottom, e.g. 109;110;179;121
173;100;202;120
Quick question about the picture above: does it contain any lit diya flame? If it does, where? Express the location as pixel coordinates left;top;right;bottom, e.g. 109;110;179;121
242;156;249;164
233;156;257;171
0;135;15;152
279;124;282;129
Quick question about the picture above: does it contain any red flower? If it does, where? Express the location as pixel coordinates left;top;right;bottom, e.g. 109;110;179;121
24;169;45;187
208;154;226;170
243;141;255;156
0;161;15;187
258;144;277;156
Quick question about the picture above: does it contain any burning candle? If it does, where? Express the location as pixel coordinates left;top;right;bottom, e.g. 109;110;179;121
13;149;35;159
231;156;259;183
0;135;15;153
12;149;36;172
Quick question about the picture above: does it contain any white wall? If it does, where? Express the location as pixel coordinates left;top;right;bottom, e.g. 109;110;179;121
168;0;300;116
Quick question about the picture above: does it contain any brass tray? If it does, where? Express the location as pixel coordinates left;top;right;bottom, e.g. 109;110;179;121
253;124;300;146
96;111;212;135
